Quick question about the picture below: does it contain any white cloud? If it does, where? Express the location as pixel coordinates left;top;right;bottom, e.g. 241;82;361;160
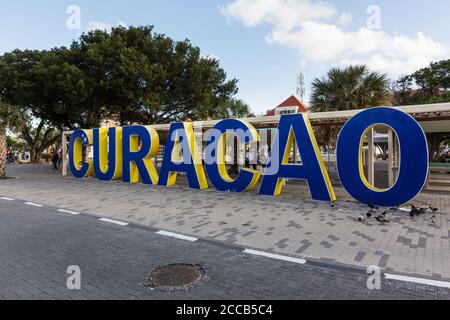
85;20;127;32
220;0;449;76
337;12;352;27
220;0;337;30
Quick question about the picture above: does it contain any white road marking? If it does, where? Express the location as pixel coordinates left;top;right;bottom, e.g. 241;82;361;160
399;208;410;212
244;249;307;265
156;230;198;242
99;218;129;226
58;209;80;215
24;202;43;207
385;273;450;289
0;197;15;201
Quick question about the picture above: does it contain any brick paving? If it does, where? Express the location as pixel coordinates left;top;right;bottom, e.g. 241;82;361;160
0;200;448;300
1;164;449;280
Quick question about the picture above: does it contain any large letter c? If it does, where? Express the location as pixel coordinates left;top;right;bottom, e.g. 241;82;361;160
69;129;93;178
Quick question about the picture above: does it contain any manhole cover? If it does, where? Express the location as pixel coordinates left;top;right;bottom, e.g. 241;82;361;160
148;264;206;291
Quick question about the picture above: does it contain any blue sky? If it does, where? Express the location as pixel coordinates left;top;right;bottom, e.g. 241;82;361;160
0;0;449;114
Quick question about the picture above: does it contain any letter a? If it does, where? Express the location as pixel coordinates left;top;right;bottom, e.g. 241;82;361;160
260;114;335;202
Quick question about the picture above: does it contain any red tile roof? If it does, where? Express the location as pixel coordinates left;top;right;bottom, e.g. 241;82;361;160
266;95;308;116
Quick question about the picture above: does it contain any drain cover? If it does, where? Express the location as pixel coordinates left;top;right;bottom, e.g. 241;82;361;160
148;264;205;291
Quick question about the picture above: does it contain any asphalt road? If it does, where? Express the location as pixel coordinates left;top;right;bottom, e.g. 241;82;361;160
0;199;448;300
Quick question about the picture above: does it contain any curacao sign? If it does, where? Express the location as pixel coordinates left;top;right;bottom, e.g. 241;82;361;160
69;107;429;207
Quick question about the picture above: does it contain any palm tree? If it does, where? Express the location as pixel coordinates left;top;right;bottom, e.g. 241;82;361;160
0;103;11;178
0;102;21;178
310;65;391;150
310;65;391;113
0;130;6;179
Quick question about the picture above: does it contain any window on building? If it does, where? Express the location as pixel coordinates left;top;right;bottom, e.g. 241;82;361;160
277;108;297;116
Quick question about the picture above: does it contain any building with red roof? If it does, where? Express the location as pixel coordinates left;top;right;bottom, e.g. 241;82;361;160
265;95;308;116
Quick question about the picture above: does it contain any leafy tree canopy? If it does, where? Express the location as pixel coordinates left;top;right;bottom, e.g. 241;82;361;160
0;26;241;130
0;48;94;129
309;65;390;149
392;59;450;106
0;26;245;165
70;26;239;126
215;99;254;119
6;135;27;152
310;65;390;113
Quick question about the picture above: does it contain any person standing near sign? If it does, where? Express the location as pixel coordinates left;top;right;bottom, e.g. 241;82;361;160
57;150;62;169
245;147;257;170
51;150;59;170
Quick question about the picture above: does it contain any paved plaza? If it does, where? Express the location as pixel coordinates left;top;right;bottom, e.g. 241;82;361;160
0;198;449;300
1;164;449;283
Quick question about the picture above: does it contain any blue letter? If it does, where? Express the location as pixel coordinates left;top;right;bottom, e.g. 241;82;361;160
159;122;208;189
259;114;336;202
336;107;428;207
69;129;93;178
205;119;260;192
122;126;159;185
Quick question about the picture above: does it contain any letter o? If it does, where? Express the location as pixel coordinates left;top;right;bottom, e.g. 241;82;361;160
336;107;428;207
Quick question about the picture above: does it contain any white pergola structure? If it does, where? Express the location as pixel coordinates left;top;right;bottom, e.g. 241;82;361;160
62;102;450;191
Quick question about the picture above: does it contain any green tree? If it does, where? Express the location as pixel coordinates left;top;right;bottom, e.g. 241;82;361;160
0;25;240;166
311;65;390;112
0;51;71;162
10;112;61;163
0;104;10;178
392;59;450;105
71;26;238;125
29;48;103;129
392;59;450;161
215;99;254;119
0;102;22;177
413;59;450;97
310;65;390;149
6;136;27;152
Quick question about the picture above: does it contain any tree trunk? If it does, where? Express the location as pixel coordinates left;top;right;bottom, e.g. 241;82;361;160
32;151;42;163
30;148;38;163
0;128;7;178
